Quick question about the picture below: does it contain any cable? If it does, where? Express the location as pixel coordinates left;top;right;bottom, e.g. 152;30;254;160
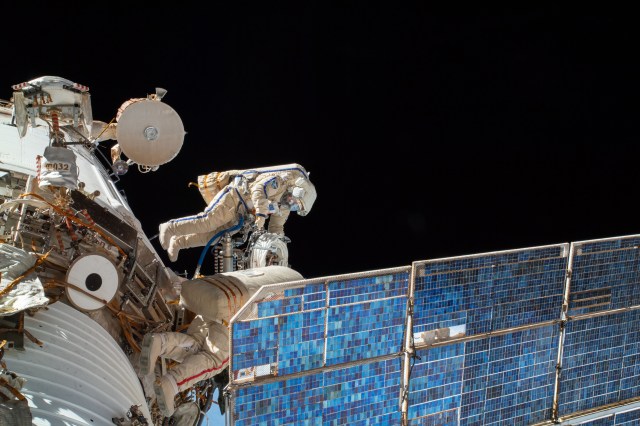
193;216;244;278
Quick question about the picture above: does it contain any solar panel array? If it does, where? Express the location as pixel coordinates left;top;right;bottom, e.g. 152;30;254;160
230;269;410;425
227;235;640;425
410;245;567;425
407;326;559;426
558;237;640;418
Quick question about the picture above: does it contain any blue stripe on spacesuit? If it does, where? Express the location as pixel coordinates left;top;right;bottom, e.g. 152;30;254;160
172;186;231;223
234;187;249;212
263;177;277;197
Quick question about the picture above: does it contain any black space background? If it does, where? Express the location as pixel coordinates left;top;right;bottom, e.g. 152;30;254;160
2;8;640;279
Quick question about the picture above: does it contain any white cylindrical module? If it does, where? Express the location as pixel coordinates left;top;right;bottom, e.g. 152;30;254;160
180;265;303;323
3;302;152;425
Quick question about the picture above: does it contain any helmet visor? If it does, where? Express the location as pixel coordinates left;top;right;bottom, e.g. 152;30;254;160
284;194;304;212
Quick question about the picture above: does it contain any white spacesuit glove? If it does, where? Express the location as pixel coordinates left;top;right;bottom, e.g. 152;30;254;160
254;214;266;229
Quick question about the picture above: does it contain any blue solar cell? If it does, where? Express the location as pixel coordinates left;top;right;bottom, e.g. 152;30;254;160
408;408;458;426
408;343;464;421
327;273;408;308
576;237;640;254
559;310;640;417
326;296;406;365
233;359;401;425
615;408;640;425
324;359;402;425
232;317;279;372
234;373;324;425
408;326;558;425
569;237;640;315
284;286;304;297
257;296;303;316
277;310;325;375
413;246;567;339
574;417;614;426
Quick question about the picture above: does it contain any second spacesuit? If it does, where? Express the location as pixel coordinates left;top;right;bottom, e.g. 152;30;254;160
139;266;304;417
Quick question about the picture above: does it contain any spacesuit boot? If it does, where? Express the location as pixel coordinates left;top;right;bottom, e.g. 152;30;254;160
158;222;174;250
167;232;216;262
154;374;179;417
166;236;180;262
139;333;167;375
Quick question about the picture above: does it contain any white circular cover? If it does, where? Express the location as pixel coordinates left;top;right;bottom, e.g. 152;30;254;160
65;253;120;311
116;99;185;166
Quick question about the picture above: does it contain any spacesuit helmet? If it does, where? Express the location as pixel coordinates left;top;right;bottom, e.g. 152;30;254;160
288;177;317;216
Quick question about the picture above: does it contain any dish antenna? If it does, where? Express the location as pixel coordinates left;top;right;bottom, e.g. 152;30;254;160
115;93;185;168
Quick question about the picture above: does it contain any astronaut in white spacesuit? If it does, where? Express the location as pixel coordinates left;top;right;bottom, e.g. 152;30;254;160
139;315;229;417
139;265;304;418
158;164;317;262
